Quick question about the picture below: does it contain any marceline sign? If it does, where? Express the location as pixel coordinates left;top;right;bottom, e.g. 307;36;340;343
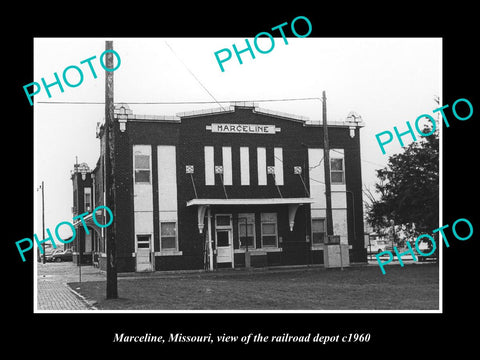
207;123;281;134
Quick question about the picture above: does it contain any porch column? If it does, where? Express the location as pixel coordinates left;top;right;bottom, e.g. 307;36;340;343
207;207;213;271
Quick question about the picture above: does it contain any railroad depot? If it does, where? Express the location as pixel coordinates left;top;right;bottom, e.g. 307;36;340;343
68;102;366;272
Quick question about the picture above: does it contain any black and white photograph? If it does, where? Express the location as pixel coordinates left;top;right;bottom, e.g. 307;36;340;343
32;36;442;313
8;7;479;354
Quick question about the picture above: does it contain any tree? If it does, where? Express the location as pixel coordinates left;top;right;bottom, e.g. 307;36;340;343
368;126;439;242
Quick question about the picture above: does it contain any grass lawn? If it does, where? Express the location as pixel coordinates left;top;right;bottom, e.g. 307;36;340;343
68;264;439;310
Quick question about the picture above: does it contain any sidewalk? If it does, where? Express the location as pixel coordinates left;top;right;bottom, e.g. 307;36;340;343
36;262;105;311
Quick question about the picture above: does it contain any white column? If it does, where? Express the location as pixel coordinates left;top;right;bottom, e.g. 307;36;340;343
222;146;232;185
240;147;250;185
257;147;267;185
204;146;215;185
207;207;214;271
274;147;284;185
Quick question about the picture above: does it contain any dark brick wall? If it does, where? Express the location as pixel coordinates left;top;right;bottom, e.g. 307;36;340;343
111;121;135;271
111;119;180;272
107;105;366;271
344;128;366;262
178;108;313;200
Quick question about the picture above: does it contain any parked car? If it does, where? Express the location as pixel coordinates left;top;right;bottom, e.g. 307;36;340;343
368;239;390;254
47;249;73;262
416;240;437;262
40;249;57;262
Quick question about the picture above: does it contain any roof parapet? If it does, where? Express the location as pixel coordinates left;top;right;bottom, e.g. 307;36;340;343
110;102;363;128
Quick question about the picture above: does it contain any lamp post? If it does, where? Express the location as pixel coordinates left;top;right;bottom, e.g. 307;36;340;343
36;181;45;264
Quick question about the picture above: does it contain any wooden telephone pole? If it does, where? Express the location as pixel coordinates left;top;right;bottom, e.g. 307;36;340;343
322;91;334;238
105;40;118;299
322;91;343;269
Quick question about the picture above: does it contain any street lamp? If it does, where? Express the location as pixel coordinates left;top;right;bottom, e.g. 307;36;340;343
36;181;46;264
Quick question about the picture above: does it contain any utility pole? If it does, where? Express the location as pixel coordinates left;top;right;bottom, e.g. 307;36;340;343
322;91;334;238
76;156;82;283
105;40;118;299
322;91;343;269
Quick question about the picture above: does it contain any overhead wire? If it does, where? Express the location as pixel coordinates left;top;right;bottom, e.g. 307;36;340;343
37;97;321;105
164;41;226;112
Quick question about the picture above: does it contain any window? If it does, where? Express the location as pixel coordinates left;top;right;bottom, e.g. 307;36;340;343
135;154;151;183
160;222;177;250
137;235;151;249
216;215;231;227
216;231;229;247
238;213;255;248
331;158;344;184
73;189;78;213
312;218;326;245
261;213;278;247
84;187;92;212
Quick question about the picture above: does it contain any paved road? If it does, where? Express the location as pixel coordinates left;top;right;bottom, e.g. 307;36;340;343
36;261;105;311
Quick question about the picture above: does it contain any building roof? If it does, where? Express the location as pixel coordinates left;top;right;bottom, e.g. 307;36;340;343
112;103;365;128
177;102;310;123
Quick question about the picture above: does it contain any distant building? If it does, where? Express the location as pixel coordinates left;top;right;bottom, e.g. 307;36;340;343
71;102;366;272
70;162;95;265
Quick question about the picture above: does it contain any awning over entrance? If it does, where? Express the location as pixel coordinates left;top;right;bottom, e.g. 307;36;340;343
187;198;314;207
73;212;104;237
187;197;315;233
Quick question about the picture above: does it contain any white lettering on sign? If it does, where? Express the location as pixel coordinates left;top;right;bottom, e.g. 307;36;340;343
208;123;280;134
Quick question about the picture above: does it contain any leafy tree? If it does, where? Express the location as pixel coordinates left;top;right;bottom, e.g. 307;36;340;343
367;125;439;242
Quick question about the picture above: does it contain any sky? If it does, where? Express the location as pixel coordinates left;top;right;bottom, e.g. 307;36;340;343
33;37;442;238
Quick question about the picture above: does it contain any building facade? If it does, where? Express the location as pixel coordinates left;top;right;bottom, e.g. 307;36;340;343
72;102;366;272
69;162;107;266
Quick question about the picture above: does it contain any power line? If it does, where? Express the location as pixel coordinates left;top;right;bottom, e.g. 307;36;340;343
36;97;321;105
309;177;325;185
309;157;324;170
360;158;386;168
164;41;226;111
37;101;105;104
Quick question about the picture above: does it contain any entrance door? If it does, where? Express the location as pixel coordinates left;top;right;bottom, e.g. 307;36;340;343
216;229;233;264
136;235;153;272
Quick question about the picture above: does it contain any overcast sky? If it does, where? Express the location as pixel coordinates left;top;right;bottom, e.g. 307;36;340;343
33;37;441;238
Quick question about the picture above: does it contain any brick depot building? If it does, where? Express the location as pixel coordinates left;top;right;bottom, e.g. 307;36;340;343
70;102;366;272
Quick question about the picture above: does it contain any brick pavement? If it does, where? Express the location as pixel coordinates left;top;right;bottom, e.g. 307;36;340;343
37;280;94;310
36;262;104;311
